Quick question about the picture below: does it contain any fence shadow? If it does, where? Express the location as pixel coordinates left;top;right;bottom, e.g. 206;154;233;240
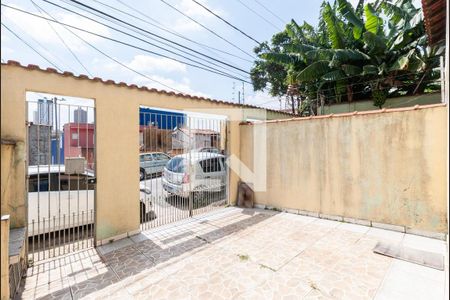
21;209;276;299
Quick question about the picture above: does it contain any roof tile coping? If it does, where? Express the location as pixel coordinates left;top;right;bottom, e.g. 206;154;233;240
1;60;293;116
241;103;447;125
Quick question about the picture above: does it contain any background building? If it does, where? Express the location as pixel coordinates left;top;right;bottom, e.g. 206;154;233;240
73;108;88;123
28;124;51;166
35;98;53;127
63;123;95;169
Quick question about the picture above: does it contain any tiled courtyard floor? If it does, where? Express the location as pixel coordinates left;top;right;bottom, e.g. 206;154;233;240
17;207;448;300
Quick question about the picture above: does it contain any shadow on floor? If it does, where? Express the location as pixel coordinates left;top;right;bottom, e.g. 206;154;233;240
17;209;275;299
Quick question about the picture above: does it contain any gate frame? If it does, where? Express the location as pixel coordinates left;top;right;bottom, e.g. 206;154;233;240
24;95;97;261
1;62;291;247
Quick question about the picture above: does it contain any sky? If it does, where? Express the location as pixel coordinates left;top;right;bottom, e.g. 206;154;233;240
1;0;327;110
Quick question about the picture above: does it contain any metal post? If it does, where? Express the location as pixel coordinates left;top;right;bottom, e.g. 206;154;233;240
440;56;446;104
188;116;193;217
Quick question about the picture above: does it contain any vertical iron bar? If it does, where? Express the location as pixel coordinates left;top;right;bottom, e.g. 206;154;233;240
47;110;51;256
77;106;80;250
188;116;193;217
37;117;41;261
63;214;66;255
57;102;61;257
32;219;35;263
53;216;56;258
42;217;46;260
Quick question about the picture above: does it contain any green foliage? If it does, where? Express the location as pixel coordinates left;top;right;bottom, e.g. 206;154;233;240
250;0;442;115
372;89;388;108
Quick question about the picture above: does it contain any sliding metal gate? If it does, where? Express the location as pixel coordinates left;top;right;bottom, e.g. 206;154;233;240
26;98;96;262
139;109;228;230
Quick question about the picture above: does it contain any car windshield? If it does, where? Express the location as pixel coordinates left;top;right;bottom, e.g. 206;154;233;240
166;157;186;173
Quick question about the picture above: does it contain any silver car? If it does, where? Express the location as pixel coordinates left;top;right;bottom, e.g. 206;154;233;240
140;152;171;180
162;153;226;200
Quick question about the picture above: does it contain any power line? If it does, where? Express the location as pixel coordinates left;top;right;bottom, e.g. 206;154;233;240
245;72;440;106
2;10;75;72
1;22;62;71
2;3;252;83
58;0;249;80
248;78;440;108
112;0;252;63
251;0;286;25
301;70;436;96
26;1;250;82
26;3;182;93
58;0;251;75
30;0;93;76
191;0;261;45
234;0;282;31
158;0;255;59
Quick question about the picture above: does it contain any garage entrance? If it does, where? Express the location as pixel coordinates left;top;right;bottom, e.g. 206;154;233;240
26;93;96;262
139;107;228;230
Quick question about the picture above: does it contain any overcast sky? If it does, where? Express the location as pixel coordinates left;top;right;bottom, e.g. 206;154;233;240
2;0;417;110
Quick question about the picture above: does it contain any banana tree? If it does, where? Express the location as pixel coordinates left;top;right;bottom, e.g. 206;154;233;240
250;0;442;115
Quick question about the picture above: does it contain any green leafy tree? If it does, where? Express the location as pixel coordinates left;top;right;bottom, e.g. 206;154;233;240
251;0;443;115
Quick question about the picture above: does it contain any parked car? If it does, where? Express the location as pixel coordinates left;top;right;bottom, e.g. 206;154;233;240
190;147;221;154
140;152;172;180
28;165;152;236
162;153;226;200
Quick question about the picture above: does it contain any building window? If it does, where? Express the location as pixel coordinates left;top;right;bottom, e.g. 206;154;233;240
72;133;78;140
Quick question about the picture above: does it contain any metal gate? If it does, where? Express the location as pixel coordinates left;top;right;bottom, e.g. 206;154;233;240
26;96;96;262
139;108;228;230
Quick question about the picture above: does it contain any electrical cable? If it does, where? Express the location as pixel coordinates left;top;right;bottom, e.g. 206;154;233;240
37;8;183;93
61;0;253;73
1;22;63;71
57;0;249;79
191;0;261;45
30;0;93;76
246;78;441;107
158;0;255;59
234;0;281;31
3;3;251;83
112;0;252;63
251;0;286;25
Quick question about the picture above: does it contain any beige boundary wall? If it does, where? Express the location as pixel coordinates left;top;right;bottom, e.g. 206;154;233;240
240;104;448;234
0;62;290;243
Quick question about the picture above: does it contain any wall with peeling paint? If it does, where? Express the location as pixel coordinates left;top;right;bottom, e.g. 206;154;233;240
240;105;448;233
1;142;26;228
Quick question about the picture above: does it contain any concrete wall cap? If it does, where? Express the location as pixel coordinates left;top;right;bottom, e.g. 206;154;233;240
240;103;447;126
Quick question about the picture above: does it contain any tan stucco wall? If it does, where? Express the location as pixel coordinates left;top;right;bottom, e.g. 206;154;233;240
240;105;448;233
0;63;289;240
1;143;26;228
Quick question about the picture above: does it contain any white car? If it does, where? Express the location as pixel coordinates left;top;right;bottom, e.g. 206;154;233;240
27;165;152;236
162;153;227;200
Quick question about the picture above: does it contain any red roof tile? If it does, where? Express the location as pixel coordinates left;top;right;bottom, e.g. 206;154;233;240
1;60;294;116
422;0;447;45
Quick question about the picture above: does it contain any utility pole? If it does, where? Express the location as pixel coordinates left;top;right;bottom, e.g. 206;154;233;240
241;82;245;104
53;97;65;164
232;81;236;102
238;91;241;104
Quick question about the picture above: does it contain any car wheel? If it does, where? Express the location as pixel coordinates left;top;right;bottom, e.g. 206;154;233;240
140;202;146;223
192;190;206;208
140;169;145;181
